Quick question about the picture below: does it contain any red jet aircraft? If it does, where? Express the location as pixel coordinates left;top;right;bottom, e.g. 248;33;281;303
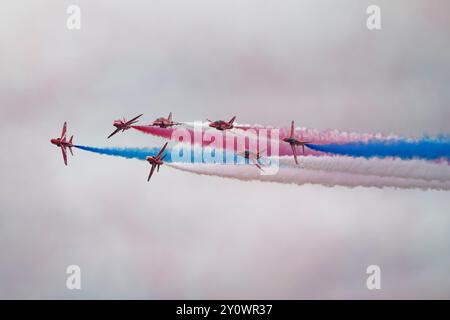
240;149;265;171
107;114;143;139
151;112;180;128
146;142;169;181
50;122;74;166
282;120;312;165
207;116;236;131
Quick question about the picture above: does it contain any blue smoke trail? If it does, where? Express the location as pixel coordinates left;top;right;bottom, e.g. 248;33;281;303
307;138;450;161
74;145;161;161
74;145;247;164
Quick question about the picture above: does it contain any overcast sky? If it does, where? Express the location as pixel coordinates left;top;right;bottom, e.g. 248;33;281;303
0;0;449;299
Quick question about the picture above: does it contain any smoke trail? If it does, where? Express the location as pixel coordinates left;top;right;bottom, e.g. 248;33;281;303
168;161;450;190
278;156;450;182
133;123;396;146
307;138;450;161
74;145;162;161
132;125;324;156
132;124;398;157
133;125;450;162
132;126;174;141
74;145;243;164
74;145;450;190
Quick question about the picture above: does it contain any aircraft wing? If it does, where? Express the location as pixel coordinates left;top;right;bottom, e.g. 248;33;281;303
148;164;156;181
156;142;168;158
301;141;312;154
127;114;143;125
250;159;264;172
290;120;295;138
290;144;298;164
107;128;121;139
61;122;67;139
61;146;68;166
258;149;266;157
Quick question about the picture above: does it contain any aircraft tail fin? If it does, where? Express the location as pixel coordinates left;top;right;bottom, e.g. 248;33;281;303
229;116;236;125
68;136;74;155
290;120;295;138
168;112;172;121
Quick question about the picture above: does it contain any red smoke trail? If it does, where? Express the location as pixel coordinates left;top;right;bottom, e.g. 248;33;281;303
132;125;328;157
132;123;401;157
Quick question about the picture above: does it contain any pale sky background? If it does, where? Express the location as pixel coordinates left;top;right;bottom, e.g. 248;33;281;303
0;0;449;299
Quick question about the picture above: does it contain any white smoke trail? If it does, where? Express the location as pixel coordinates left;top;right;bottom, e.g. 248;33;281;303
167;156;450;190
278;156;450;182
229;123;401;143
180;121;397;143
